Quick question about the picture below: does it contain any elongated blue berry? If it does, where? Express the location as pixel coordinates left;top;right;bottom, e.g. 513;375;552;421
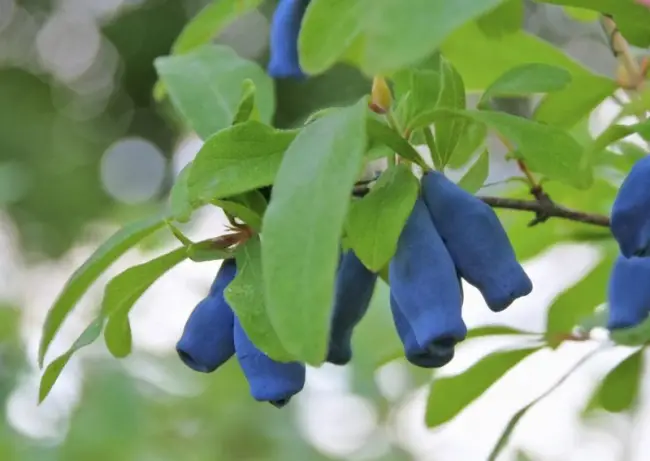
608;254;650;329
176;259;237;373
421;171;532;312
389;197;467;365
611;156;650;258
326;250;378;365
268;0;310;79
390;294;456;368
234;317;305;408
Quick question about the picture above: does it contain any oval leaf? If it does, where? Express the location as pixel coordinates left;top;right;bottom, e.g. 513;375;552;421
187;121;298;204
155;45;274;139
262;98;368;365
345;164;419;271
584;349;643;414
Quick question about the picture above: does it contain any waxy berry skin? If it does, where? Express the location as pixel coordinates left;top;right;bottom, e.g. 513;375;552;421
421;171;532;312
234;317;306;408
176;259;237;373
611;156;650;258
389;197;467;366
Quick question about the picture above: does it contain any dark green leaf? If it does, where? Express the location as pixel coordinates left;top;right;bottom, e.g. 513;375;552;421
169;163;194;223
584;349;643;414
101;247;188;318
345;165;419;271
39;316;105;402
224;236;293;361
426;347;539;428
457;150;489;194
172;0;263;54
187;121;297;204
155;45;274;139
38;214;167;368
214;190;267;232
366;117;428;169
262;98;368;365
479;63;572;107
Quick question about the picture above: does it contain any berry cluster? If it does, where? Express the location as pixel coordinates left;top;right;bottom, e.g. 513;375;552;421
608;156;650;330
176;172;533;406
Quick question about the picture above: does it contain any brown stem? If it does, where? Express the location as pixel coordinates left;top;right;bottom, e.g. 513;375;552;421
479;196;611;228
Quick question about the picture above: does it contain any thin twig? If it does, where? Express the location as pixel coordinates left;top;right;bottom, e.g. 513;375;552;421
479;196;611;228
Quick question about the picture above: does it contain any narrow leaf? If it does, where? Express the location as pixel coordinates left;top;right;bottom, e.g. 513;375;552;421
426;346;539;428
39;316;105;402
187;121;297;204
433;59;468;168
457;150;490;194
224;237;293;361
233;79;258;125
262;98;368;364
466;325;540;339
101;247;188;318
345;165;419;271
38;215;166;368
104;314;132;359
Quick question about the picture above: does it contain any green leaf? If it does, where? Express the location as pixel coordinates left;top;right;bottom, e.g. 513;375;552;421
366;117;428;169
300;0;509;76
563;6;600;21
298;0;364;75
187;240;233;262
100;247;188;358
441;22;616;127
457;150;489;194
426;346;539;428
38;215;167;368
546;252;615;340
39;316;105;402
172;0;263;55
214;190;267;232
479;63;572;107
101;247;188;318
584;349;643;414
360;0;509;76
477;0;523;37
187;121;297;204
466;325;540;339
610;314;650;346
432;59;468;168
233;79;259;125
462;110;590;188
224;236;293;362
345;165;419;271
104;315;132;359
447;120;488;169
169;163;194;223
155;45;274;139
262;98;368;365
537;0;650;47
488;347;602;460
